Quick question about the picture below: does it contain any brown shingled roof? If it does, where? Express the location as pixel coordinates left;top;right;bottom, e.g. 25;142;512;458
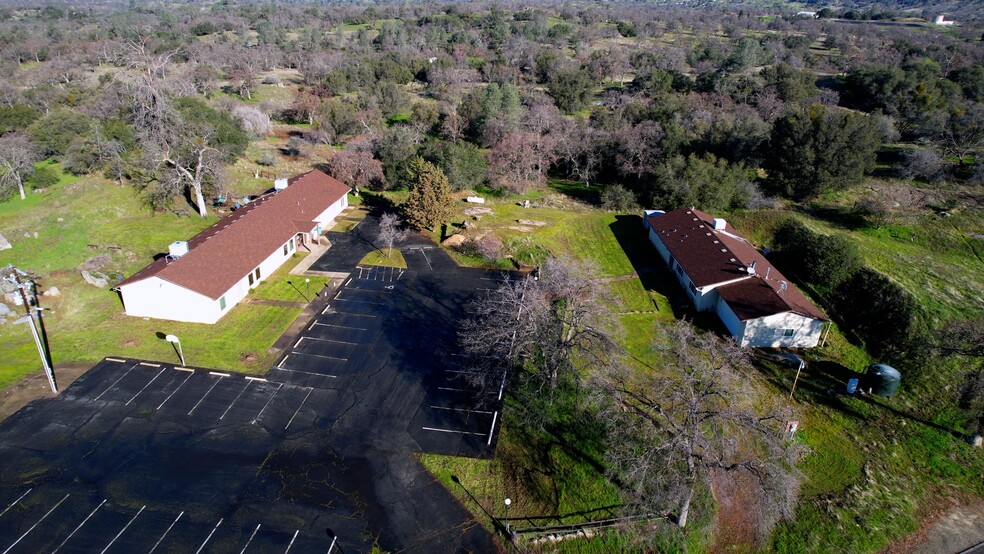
646;208;747;287
118;170;350;299
647;208;826;322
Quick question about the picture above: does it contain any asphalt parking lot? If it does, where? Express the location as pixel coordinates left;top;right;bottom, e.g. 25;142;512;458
0;213;516;553
276;259;511;458
0;358;369;553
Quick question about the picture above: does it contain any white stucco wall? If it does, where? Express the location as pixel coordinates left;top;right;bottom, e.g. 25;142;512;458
739;311;825;348
313;194;348;227
119;277;224;324
715;296;745;339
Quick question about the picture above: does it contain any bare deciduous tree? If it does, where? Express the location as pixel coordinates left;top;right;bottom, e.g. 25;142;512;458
461;256;614;395
592;321;800;532
487;131;557;193
0;133;40;200
375;212;408;256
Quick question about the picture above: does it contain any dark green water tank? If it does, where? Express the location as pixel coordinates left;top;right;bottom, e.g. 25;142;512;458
863;364;902;398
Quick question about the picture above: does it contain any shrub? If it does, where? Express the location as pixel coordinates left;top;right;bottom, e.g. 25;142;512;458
471;234;504;261
832;267;918;357
773;219;862;289
601;184;638;212
25;165;59;190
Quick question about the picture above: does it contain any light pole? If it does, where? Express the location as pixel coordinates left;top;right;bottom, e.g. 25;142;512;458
14;309;56;393
325;528;345;554
165;334;185;366
305;278;311;301
504;498;511;532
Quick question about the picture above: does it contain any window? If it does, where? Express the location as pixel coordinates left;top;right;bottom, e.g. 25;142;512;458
254;268;260;280
778;328;795;337
283;243;288;255
288;238;294;252
219;296;227;310
248;273;254;286
688;281;697;295
676;264;684;277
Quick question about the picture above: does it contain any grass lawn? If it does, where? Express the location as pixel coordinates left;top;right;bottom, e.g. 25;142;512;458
0;170;304;388
359;249;407;268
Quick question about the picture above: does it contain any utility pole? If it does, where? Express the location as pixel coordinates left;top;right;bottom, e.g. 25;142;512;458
5;265;56;393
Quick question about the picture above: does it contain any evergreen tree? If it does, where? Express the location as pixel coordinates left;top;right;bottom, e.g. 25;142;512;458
401;158;454;231
765;105;880;200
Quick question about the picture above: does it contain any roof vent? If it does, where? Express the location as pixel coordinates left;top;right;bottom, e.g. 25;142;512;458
274;178;289;190
169;240;189;258
712;218;727;230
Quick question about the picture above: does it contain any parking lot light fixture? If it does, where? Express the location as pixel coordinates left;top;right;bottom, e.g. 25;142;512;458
325;528;345;554
504;498;511;531
165;334;185;366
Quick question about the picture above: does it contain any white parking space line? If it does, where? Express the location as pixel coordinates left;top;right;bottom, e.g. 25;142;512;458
52;498;106;553
421;427;485;436
188;378;223;415
220;381;253;420
156;372;193;410
94;363;140;401
284;388;314;431
277;355;290;369
0;488;32;519
438;386;473;392
126;367;167;406
252;383;284;424
310;322;368;331
333;297;386;306
2;493;70;554
297;336;358;346
431;406;494;415
487;411;499;446
332;311;377;318
290;351;347;362
284;530;300;553
239;523;261;554
100;505;145;554
148;511;183;554
194;518;222;554
273;367;338;378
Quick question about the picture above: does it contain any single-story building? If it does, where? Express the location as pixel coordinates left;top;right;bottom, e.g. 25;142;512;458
116;170;350;324
644;208;828;348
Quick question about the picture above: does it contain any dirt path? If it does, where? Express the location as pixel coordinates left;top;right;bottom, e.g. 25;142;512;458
0;362;91;422
883;500;984;554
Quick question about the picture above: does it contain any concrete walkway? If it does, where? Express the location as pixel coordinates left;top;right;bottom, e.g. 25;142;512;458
290;206;366;278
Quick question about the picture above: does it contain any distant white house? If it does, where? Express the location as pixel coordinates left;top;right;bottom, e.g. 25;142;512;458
645;208;829;348
116;170;350;324
796;11;818;18
934;15;955;26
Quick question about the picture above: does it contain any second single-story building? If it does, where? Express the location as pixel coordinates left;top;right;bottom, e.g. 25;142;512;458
115;170;350;324
645;208;829;348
